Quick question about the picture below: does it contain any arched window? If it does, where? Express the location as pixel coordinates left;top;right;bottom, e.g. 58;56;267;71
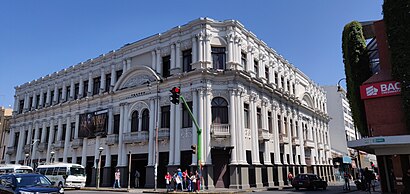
211;97;228;124
141;109;149;131
131;111;139;132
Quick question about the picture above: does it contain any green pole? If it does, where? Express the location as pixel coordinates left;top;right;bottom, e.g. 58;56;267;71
179;95;202;188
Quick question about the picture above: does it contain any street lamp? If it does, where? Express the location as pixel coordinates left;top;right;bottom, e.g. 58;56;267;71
24;153;29;166
96;146;104;189
337;78;346;92
128;151;131;190
50;151;55;164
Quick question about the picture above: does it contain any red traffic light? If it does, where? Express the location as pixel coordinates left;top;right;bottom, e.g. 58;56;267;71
171;87;180;93
170;87;181;104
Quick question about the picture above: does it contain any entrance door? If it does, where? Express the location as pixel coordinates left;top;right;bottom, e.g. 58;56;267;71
211;148;230;188
131;154;148;188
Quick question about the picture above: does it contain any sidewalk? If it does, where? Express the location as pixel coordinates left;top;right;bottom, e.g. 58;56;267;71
79;187;249;193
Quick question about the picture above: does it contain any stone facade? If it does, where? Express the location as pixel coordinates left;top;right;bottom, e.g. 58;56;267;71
6;18;333;189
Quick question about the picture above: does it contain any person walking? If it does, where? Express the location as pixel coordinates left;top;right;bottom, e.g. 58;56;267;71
287;172;294;185
343;171;351;190
182;169;188;191
165;172;172;192
113;169;121;189
364;167;373;193
134;169;140;188
190;172;196;191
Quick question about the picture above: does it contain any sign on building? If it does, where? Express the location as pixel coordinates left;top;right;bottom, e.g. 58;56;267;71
79;109;108;138
360;81;401;99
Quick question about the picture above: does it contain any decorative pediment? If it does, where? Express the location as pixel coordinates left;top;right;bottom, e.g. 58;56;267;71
113;66;161;91
302;93;314;109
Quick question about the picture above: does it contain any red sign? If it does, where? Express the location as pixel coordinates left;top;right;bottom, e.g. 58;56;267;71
360;81;401;99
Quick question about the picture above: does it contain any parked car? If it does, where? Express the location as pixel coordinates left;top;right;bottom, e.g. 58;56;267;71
291;173;327;190
0;173;64;194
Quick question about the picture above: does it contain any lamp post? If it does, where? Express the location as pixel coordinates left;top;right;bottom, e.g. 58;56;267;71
50;151;55;164
336;78;362;174
128;151;131;190
96;146;104;189
24;153;29;166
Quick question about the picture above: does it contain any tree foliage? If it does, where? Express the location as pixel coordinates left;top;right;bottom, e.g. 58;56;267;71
383;0;410;128
342;21;372;136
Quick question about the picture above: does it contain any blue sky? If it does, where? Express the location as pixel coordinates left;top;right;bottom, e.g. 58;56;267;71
0;0;383;108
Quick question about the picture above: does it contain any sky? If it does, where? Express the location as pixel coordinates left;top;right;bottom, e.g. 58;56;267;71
0;0;383;108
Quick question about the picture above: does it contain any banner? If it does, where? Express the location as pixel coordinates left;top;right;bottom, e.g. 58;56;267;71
78;109;108;138
360;80;401;99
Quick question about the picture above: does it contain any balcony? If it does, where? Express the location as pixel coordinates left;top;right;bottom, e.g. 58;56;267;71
6;146;16;155
71;139;83;149
292;137;300;145
279;134;289;144
318;143;324;150
304;139;315;148
38;142;48;152
325;144;330;151
23;144;31;153
156;128;170;141
258;128;270;141
53;140;65;149
123;131;149;144
106;134;119;146
211;124;230;138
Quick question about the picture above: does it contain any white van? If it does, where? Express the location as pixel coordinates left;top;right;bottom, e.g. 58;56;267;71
36;163;86;189
0;164;33;174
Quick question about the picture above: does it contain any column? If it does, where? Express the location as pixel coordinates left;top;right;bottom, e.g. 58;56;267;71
26;123;33;145
62;81;67;102
23;93;28;111
122;60;127;72
79;75;84;98
170;43;176;70
175;42;181;70
41;121;47;143
81;138;87;166
110;64;116;92
156;49;162;74
107;107;114;134
100;69;106;94
70;78;75;100
31;123;40;165
250;96;260;164
151;50;156;70
39;89;44;108
192;36;198;63
127;58;131;70
191;89;198;165
46;120;55;163
205;33;212;63
13;95;19;113
87;72;92;97
272;104;284;187
205;89;212;164
237;91;246;164
198;89;204;164
168;103;175;165
56;117;63;142
63;116;71;162
117;105;125;166
174;103;181;165
148;98;155;166
31;91;37;110
53;83;58;104
16;125;26;163
46;86;51;106
197;34;203;62
227;34;233;63
229;89;237;164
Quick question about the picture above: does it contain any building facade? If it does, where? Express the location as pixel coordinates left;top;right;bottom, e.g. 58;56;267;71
0;107;12;163
6;18;333;189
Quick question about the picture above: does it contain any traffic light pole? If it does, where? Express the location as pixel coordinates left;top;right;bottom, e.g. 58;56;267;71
179;95;202;189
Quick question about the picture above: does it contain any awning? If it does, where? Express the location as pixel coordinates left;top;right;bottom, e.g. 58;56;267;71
347;135;410;155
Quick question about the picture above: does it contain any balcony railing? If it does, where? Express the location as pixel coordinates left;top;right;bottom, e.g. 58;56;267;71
292;137;300;145
71;139;83;149
53;140;65;149
6;146;16;155
258;128;270;141
106;134;119;145
38;142;48;152
24;144;32;153
318;142;324;150
211;124;230;138
156;128;170;141
304;139;315;148
123;131;149;144
279;134;289;144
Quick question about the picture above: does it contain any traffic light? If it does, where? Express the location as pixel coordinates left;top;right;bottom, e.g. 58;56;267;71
191;144;197;154
170;87;180;104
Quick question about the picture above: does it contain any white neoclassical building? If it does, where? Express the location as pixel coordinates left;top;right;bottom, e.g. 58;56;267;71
5;18;333;189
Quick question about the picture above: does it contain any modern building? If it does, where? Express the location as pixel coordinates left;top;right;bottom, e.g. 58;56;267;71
324;86;377;180
0;107;12;163
6;18;333;189
348;20;410;193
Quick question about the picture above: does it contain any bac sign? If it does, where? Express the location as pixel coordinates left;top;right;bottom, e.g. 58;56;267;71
360;81;401;99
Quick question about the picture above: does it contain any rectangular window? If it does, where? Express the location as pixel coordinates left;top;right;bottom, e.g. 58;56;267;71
277;115;282;134
28;96;33;110
274;72;278;85
24;130;28;145
19;100;24;113
182;102;193;128
244;103;250;128
14;132;19;147
161;106;170;128
295;120;299;137
116;70;123;80
284;117;288;135
268;111;272;133
281;76;285;88
57;88;62;103
93;77;101;95
35;95;40;109
113;114;120;134
254;60;259;77
42;92;47;107
38;128;42;143
287;80;290;92
211;47;226;70
292;83;296;94
257;107;261;129
265;67;269;81
50;90;54;104
66;86;71;101
62;124;67;141
182;49;192;72
162;56;171;78
70;122;75;140
290;118;294;136
45;127;50;143
83;80;88;97
74;83;79;99
241;52;247;69
53;126;58;143
105;73;111;92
